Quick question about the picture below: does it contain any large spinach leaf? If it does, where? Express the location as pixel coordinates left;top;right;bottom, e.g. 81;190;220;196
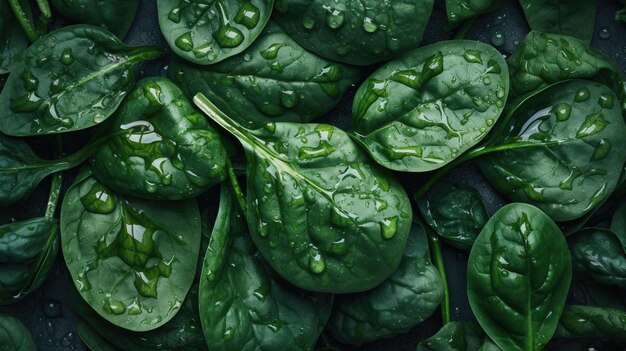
90;77;227;200
467;203;572;351
50;0;140;39
272;0;434;66
199;184;332;350
169;22;359;129
418;182;488;250
157;0;273;65
416;321;499;351
60;168;201;331
350;40;509;172
445;0;503;28
0;0;29;75
568;228;626;289
194;94;412;293
507;31;625;102
0;25;162;136
328;221;443;345
518;0;597;44
554;305;626;339
479;80;626;221
0;313;36;351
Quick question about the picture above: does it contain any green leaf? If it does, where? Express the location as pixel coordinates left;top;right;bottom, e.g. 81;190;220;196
350;40;509;172
518;0;597;44
418;182;488;250
0;0;29;74
157;0;273;65
507;31;625;102
194;94;413;293
445;0;503;28
169;21;359;129
468;203;572;351
554;305;626;339
90;77;227;201
0;313;36;351
77;323;119;351
479;80;626;221
60;168;201;332
328;221;443;344
272;0;434;65
416;321;499;351
0;25;162;136
199;184;332;350
50;0;140;39
610;202;626;248
569;228;626;289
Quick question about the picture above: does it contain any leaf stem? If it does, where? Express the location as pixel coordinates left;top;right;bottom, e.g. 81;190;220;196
8;0;40;43
453;18;477;40
36;0;51;20
425;223;450;324
226;158;247;219
45;173;62;219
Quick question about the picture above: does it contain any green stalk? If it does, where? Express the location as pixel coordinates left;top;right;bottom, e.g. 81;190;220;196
226;158;247;218
45;173;62;219
425;223;450;324
36;0;51;19
8;0;40;42
453;17;477;40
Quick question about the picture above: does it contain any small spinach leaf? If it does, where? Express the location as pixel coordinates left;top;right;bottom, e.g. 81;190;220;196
200;184;332;350
169;21;359;129
60;168;201;331
50;0;140;39
418;182;488;250
328;221;443;345
0;313;37;351
416;321;498;351
479;80;626;221
0;25;162;136
194;94;413;293
518;0;597;44
568;228;626;289
157;0;273;65
273;0;434;65
468;203;572;351
350;40;509;172
445;0;503;28
554;305;626;340
0;0;29;75
90;77;227;201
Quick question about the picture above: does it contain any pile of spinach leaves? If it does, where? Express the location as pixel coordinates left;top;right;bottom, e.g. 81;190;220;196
1;1;625;351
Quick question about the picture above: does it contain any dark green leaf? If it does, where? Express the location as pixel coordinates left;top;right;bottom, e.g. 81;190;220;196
157;0;273;65
0;25;162;136
169;21;359;129
0;0;29;74
77;323;119;351
554;305;626;339
328;221;443;344
518;0;597;43
50;0;140;39
60;168;201;331
468;203;572;351
194;94;413;293
416;321;499;351
569;228;626;289
445;0;503;28
350;40;509;172
272;0;434;65
0;313;36;351
610;202;626;248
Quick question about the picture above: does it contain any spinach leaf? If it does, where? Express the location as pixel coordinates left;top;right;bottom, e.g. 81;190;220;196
554;305;626;340
194;94;413;293
0;25;162;136
77;323;119;351
610;202;626;248
169;21;359;129
507;31;625;103
518;0;597;44
8;0;50;43
467;203;572;351
60;167;201;331
50;0;140;39
568;228;626;289
350;40;509;172
568;279;626;310
199;184;332;350
90;77;227;201
0;0;29;75
0;313;37;351
445;0;503;28
157;0;273;65
328;221;443;345
478;80;626;221
272;0;434;65
416;321;498;351
418;182;488;250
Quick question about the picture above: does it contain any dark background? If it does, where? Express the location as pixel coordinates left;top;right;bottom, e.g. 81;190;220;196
1;0;625;350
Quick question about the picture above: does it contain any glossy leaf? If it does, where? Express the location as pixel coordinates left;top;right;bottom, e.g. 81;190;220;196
194;94;413;293
507;31;625;101
519;0;597;44
0;313;36;351
445;0;503;28
199;184;332;350
50;0;140;39
350;40;509;172
328;221;443;345
0;25;162;136
169;22;359;129
568;228;626;289
418;182;488;250
554;305;626;339
479;80;626;221
90;77;227;201
60;168;201;331
0;0;29;74
416;321;498;351
157;0;273;65
273;0;434;65
468;203;572;351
